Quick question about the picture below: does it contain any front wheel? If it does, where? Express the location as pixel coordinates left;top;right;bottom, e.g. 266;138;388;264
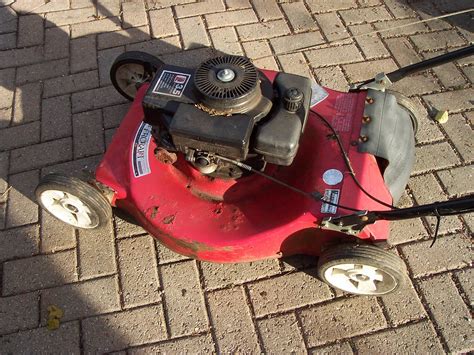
317;243;407;296
110;51;164;101
36;174;112;229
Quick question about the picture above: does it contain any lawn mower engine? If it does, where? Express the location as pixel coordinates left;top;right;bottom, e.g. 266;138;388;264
142;55;312;179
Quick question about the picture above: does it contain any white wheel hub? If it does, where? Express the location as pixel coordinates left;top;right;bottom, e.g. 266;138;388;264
324;263;396;295
116;63;148;98
40;190;96;229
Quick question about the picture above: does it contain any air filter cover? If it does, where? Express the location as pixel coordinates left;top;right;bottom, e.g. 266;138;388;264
194;55;261;113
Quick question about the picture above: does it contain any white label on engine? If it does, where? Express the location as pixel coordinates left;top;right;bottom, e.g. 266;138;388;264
310;80;329;107
152;70;190;98
321;189;340;214
132;122;153;178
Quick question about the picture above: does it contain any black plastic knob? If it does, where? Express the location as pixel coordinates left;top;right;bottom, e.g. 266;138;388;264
283;87;303;113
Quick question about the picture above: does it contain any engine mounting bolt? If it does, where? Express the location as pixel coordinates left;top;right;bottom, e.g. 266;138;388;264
361;215;369;221
362;116;371;123
365;97;374;104
216;68;236;82
359;135;369;143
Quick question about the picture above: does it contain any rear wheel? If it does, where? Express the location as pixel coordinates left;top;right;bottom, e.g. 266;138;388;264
317;243;407;296
110;51;164;101
36;174;112;229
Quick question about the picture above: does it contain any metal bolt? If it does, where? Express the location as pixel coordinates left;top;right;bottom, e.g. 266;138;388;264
362;115;371;123
359;135;369;143
366;97;374;104
216;68;235;82
361;215;369;221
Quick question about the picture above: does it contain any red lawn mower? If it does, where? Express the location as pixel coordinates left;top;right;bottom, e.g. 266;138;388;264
36;45;474;296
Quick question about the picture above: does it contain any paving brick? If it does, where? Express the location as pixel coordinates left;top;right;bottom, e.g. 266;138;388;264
400;234;471;277
71;0;94;9
41;95;72;141
455;268;473;304
201;258;279;290
128;334;215;354
16;58;69;85
389;217;426;245
103;102;130;128
6;170;39;228
207;286;260;352
0;32;16;50
257;313;305;354
281;2;317;32
2;249;77;295
122;1;147;29
237;19;290;41
309;342;354;354
383;0;417;18
313;66;348;92
0;292;39;335
390;73;440;96
10;137;72;174
279;52;312;78
175;0;225;18
44;25;70;60
0;6;17;34
248;269;333;316
45;7;95;27
300;296;386;347
340;6;392;25
0;151;8;193
419;273;472;353
380;279;426;325
97;26;150;50
12;82;42;124
41;155;101;177
0;68;15;109
118;235;160;308
77;221;116;280
17;14;44;47
98;46;125;87
0;45;44;69
461;65;473;83
82;305;167;353
160;260;207;336
373;18;428;38
0;224;39;262
97;0;121;17
412;142;458;175
306;0;357;13
149;8;178;38
73;109;104;158
0;120;40;151
252;0;282;21
438;166;474;197
40;276;120;323
205;8;258;29
71;17;121;38
156;240;191;264
315;12;349;42
353;321;443;353
0;107;12;128
40;209;76;253
425;85;473;110
126;36;181;56
306;44;363;67
350;24;389;59
71;35;97;73
270;31;324;55
178;16;209;50
343;58;398;83
414;29;466;50
12;0;70;14
209;27;242;55
225;0;250;10
105;127;116;148
0;321;80;353
422;51;466;88
72;85;128;113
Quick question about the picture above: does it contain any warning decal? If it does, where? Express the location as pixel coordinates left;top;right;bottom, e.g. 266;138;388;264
321;189;340;214
132;122;153;178
152;70;191;98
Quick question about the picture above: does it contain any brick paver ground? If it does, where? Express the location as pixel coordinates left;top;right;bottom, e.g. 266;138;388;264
0;0;472;353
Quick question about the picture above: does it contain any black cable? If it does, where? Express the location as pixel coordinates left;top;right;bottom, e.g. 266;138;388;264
312;111;398;210
213;154;362;212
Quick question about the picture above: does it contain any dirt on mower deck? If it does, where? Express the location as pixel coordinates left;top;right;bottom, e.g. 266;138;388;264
0;0;472;353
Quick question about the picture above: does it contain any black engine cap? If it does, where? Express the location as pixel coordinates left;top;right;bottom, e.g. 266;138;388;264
283;87;304;113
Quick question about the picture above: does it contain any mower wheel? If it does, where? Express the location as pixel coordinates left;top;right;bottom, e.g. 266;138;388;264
110;51;164;101
36;174;112;230
388;90;420;135
317;243;407;296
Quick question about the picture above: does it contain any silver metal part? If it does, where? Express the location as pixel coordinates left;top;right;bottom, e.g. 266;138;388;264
350;72;392;92
320;211;370;236
216;68;236;82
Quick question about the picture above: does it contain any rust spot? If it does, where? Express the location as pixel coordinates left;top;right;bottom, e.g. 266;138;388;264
190;188;223;202
214;207;222;215
155;147;177;165
162;215;175;224
173;237;234;255
150;206;159;219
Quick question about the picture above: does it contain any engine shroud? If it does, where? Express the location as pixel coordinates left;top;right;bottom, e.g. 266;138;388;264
142;55;312;168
